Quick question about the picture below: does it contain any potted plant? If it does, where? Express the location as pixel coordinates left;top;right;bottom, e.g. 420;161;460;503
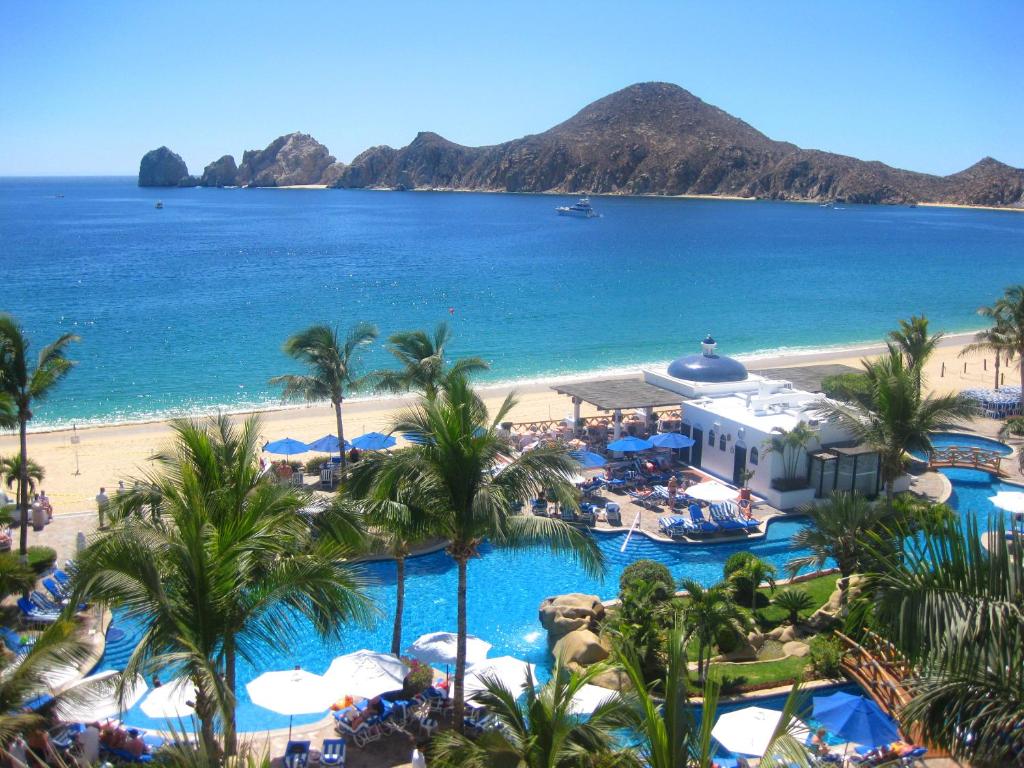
737;468;755;500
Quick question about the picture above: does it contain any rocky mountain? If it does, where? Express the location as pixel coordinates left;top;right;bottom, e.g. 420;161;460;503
200;155;238;187
234;132;336;187
138;146;195;187
138;83;1024;206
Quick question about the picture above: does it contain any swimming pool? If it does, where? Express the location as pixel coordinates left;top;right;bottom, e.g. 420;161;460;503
909;431;1012;460
98;517;824;732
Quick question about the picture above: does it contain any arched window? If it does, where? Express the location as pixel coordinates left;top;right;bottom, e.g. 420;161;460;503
750;447;759;466
708;429;715;446
719;435;727;451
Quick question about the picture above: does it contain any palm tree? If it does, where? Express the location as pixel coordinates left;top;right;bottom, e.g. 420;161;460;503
724;552;776;612
678;580;748;683
0;455;44;503
866;514;1023;765
354;376;602;731
888;315;943;394
977;285;1024;411
431;660;634;768
960;321;1014;391
71;414;372;759
817;349;974;499
0;553;37;599
374;322;489;398
772;588;815;626
615;620;813;768
269;322;378;469
0;315;78;558
786;492;896;578
761;422;815;486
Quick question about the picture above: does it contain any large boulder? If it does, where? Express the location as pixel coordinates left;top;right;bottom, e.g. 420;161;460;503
200;155;238;187
235;132;336;187
783;640;810;658
539;594;605;640
806;574;865;630
553;629;609;670
139;146;190;186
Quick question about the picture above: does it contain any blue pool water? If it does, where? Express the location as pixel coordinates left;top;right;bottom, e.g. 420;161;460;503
909;431;1013;460
99;518;820;732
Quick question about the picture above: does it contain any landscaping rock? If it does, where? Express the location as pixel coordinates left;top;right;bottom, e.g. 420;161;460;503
539;593;605;640
783;640;810;657
553;629;609;669
588;667;631;692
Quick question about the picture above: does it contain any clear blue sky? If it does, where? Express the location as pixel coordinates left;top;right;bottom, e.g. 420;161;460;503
1;1;1021;176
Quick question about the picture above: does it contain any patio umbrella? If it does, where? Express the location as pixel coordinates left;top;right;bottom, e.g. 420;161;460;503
687;480;738;503
406;631;492;668
323;650;409;700
649;432;696;449
464;656;536;701
606;436;654;452
307;434;350;454
570;450;607;468
246;669;336;740
711;706;810;757
989;491;1024;515
568;683;619;716
351;432;397;451
54;670;148;723
263;437;309;456
812;691;900;748
139;677;196;720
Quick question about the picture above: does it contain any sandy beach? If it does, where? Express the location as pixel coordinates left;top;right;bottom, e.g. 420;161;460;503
1;330;1011;517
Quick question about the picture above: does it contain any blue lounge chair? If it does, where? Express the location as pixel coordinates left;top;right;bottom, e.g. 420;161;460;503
688;504;719;534
559;504;577;523
603;502;622;526
1;627;34;656
42;577;67;602
578;503;596;526
658;515;693;540
53;569;72;588
18;597;59;624
708;503;746;531
31;591;61;612
283;740;310;768
320;738;346;766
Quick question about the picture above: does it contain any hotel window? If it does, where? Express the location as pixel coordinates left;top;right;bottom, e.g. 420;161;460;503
708;430;715;446
749;447;759;465
719;435;727;451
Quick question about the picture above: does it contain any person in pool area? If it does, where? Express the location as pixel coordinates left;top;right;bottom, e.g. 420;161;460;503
811;727;832;757
125;729;147;758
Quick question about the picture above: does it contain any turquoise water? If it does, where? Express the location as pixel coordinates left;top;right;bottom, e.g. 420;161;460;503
2;177;1024;428
909;431;1012;460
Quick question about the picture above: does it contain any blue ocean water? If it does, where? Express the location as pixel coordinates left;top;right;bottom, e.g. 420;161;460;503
2;177;1023;428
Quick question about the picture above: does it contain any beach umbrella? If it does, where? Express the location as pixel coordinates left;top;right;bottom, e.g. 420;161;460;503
687;480;738;503
989;491;1024;515
568;683;619;716
263;437;309;456
570;450;607;468
711;706;810;757
812;691;900;748
402;431;433;446
606;436;654;452
649;432;696;449
54;670;148;723
307;434;350;454
464;656;536;701
323;650;409;700
139;677;196;720
351;431;397;451
246;669;336;739
406;631;491;667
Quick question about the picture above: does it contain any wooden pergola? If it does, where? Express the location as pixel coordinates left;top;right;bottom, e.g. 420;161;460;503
551;377;684;439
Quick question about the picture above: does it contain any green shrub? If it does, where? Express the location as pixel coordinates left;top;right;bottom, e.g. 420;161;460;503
26;546;57;575
808;634;844;677
715;624;742;655
305;456;329;473
821;372;871;406
619;559;675;600
773;588;815;625
0;553;37;597
723;552;757;579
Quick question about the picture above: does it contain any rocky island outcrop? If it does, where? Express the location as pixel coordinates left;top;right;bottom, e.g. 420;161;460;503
138;83;1024;207
200;155;238;187
138;146;195;187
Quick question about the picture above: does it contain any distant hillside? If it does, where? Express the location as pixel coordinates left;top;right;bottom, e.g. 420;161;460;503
139;82;1024;208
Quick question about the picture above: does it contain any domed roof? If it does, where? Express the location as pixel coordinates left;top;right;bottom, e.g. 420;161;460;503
667;336;748;383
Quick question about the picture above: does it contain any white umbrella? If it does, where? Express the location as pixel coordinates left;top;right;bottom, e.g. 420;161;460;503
686;481;738;503
323;650;409;700
406;632;491;668
464;656;536;700
55;671;148;722
140;677;196;720
711;706;810;757
568;683;619;716
989;491;1024;515
246;669;337;739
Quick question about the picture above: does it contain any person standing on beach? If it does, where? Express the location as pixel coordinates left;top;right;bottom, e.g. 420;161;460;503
95;487;109;528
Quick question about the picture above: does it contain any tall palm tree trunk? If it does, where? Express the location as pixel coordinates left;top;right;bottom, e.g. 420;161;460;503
391;556;405;656
334;399;347;470
994;353;1001;390
17;420;28;560
224;637;237;756
454;555;468;734
193;684;221;761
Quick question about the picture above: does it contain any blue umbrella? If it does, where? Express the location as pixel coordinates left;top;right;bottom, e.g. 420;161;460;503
351;432;397;451
402;431;432;445
570;450;607;468
306;434;350;453
607;436;654;452
812;691;900;748
649;432;696;449
263;437;309;456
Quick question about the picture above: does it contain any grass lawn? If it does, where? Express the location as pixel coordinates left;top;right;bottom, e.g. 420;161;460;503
755;572;840;630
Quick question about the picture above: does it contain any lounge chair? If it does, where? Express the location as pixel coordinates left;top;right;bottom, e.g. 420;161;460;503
532;499;549;516
559;504;577;523
319;739;346;767
604;502;622;526
283;740;310;768
658;515;693;540
577;503;596;527
1;627;33;656
687;504;719;534
42;577;68;603
17;597;59;624
708;503;747;532
53;569;72;589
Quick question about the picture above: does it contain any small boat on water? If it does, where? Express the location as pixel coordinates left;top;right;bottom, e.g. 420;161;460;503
155;201;163;209
556;197;599;218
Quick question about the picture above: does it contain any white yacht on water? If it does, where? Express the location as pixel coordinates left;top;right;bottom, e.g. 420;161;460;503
556;197;599;218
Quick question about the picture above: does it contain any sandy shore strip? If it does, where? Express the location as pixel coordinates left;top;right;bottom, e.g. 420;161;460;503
1;331;1012;516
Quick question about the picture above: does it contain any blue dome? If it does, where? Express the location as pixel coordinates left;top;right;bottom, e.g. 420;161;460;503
667;353;748;382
